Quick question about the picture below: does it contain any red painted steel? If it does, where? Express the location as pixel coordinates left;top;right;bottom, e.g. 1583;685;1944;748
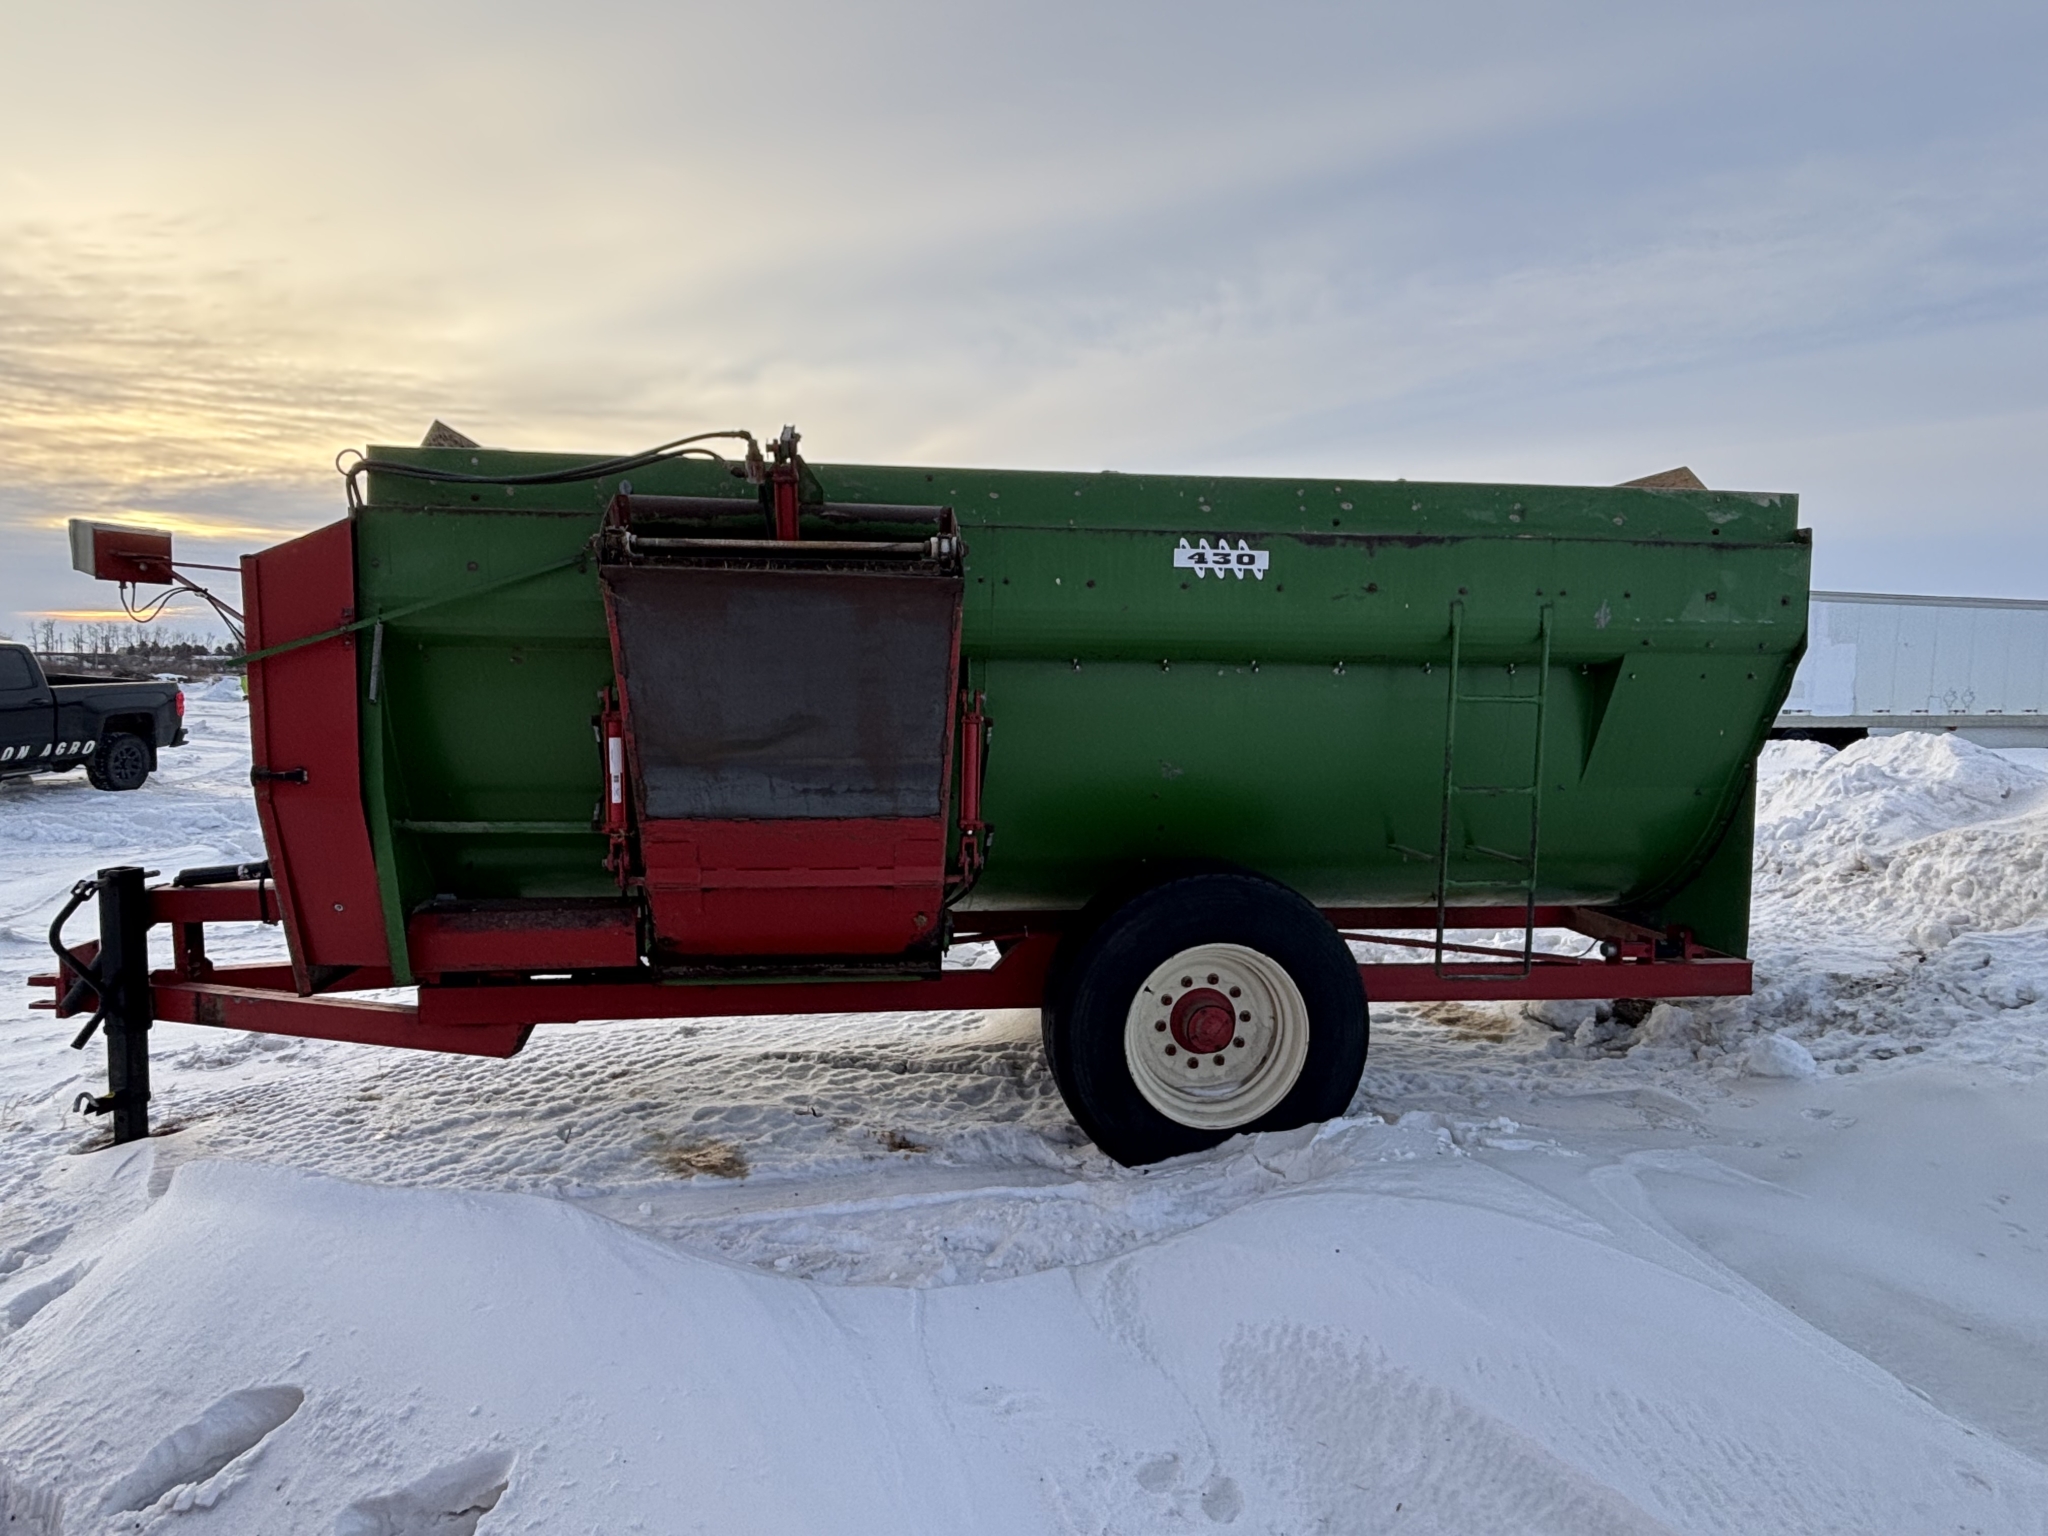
149;882;283;926
408;902;641;976
1361;959;1750;1002
26;940;97;1015
640;818;949;955
1170;989;1237;1054
242;521;389;989
166;962;299;991
597;491;966;960
400;928;1740;1029
153;971;527;1056
1325;905;1610;932
73;521;174;583
417;930;1064;1029
769;458;802;541
953;689;990;886
37;887;1747;1052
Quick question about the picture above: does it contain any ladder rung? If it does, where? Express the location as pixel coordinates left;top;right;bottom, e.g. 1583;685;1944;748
1468;843;1534;863
1436;600;1550;955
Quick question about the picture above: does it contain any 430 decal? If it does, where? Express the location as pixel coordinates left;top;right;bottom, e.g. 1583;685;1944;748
1173;537;1270;581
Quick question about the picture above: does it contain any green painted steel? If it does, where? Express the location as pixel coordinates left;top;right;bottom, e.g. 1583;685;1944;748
352;447;1808;981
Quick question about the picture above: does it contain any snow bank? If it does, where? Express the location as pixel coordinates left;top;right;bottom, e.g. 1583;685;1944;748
1757;733;2048;855
1755;734;2048;939
1;1156;2038;1535
1754;737;1837;779
1742;1030;1818;1078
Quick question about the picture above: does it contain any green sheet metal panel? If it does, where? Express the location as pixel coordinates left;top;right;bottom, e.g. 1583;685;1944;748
353;447;1807;977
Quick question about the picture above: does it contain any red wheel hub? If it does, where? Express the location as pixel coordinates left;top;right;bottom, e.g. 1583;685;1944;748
1169;988;1236;1055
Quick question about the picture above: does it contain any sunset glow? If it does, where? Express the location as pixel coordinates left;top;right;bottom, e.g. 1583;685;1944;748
3;1;2044;644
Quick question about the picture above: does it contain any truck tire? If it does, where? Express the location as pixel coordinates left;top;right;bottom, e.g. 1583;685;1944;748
87;733;152;792
1043;872;1367;1166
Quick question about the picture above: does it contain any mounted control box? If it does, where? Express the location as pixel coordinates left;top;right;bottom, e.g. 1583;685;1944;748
69;520;175;585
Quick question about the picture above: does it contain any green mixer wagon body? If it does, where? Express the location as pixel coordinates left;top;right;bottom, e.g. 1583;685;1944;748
43;431;1807;1161
349;446;1803;972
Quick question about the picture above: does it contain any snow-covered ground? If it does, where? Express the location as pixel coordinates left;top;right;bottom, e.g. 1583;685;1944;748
2;693;2045;1533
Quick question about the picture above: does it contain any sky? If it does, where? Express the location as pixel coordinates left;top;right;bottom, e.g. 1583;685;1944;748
2;0;2045;640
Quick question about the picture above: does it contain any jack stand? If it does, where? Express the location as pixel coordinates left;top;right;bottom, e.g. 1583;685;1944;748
95;865;153;1143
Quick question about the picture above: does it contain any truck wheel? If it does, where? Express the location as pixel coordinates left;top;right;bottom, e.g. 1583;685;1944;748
1043;872;1367;1166
88;733;152;792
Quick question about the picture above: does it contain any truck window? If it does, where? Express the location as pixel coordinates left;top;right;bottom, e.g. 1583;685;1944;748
0;648;37;691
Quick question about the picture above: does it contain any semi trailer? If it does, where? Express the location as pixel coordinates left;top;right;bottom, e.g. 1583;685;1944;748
39;428;1808;1164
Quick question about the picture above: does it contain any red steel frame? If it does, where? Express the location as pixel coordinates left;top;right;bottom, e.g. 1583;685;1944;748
33;882;1750;1060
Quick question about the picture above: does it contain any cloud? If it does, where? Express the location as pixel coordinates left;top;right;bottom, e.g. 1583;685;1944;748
0;216;457;500
1;0;2045;633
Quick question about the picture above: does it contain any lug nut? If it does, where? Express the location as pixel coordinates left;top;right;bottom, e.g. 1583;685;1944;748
1165;1045;1177;1056
1239;1011;1250;1022
1228;986;1241;998
1233;1036;1245;1048
1212;1055;1225;1066
1154;1020;1167;1032
1207;973;1219;984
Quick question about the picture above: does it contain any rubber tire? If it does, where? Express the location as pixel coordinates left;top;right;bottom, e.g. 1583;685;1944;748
88;732;152;792
1043;872;1367;1166
1038;857;1254;1091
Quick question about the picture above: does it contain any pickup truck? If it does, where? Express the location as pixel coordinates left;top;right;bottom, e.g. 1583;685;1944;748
0;643;187;791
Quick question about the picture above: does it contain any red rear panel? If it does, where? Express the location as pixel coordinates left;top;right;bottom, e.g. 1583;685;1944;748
640;819;946;955
243;521;390;989
601;558;962;960
408;900;641;977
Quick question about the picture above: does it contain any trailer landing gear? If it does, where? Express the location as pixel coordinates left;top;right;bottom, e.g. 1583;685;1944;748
50;866;155;1144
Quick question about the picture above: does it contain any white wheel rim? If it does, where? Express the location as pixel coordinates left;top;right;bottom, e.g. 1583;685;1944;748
1123;942;1310;1130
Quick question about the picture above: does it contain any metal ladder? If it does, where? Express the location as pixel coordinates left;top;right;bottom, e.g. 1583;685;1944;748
1434;601;1553;977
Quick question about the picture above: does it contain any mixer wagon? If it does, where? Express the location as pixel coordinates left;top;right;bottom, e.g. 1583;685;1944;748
40;428;1808;1163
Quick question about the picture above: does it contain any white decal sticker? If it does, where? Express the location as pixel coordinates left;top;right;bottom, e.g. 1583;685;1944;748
1173;537;1269;581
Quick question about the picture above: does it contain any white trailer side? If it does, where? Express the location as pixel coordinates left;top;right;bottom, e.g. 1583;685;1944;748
1777;591;2048;747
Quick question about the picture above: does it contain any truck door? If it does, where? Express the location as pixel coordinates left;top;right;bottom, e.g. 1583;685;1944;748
53;689;103;764
0;647;56;772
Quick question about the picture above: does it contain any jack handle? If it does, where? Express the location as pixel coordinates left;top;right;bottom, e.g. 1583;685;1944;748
47;877;107;1048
